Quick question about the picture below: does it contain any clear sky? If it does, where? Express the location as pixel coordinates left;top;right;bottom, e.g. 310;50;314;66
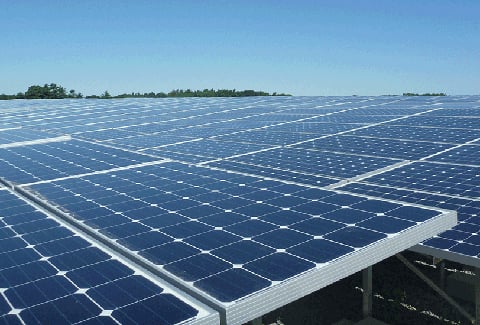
1;0;479;96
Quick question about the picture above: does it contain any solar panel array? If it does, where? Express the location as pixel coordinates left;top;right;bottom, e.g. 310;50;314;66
0;95;474;324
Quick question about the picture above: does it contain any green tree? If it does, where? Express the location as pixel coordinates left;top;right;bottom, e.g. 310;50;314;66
101;90;111;99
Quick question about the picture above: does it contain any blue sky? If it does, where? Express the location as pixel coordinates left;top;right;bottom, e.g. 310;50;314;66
1;0;479;96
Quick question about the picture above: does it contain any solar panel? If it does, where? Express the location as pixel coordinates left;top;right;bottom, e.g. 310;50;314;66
21;162;454;324
349;124;480;144
0;139;162;185
338;182;480;267
292;135;454;160
207;147;401;186
426;144;480;166
2;95;478;324
361;162;480;199
0;128;63;147
0;188;218;324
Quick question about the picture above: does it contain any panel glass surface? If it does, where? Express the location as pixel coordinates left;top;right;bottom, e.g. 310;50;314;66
28;162;446;305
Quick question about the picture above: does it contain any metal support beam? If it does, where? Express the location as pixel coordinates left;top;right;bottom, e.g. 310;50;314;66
439;260;446;290
251;317;262;325
475;268;480;325
362;266;373;318
396;253;474;324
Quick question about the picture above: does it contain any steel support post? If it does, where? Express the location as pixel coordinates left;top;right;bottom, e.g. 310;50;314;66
362;266;373;318
475;268;480;325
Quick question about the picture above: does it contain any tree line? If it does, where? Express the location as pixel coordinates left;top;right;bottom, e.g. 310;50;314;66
0;83;82;100
403;92;447;96
0;84;291;100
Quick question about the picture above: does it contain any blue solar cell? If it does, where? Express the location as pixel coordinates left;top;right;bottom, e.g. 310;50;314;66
455;222;480;234
290;217;345;236
1;204;35;216
0;248;41;269
212;240;275;264
0;295;10;315
21;226;73;245
388;206;440;222
322;194;366;206
287;239;354;263
184;230;242;250
422;237;458;250
66;260;134;288
179;205;223;218
465;235;480;245
2;211;45;226
48;247;110;271
141;213;189;228
292;201;338;215
75;207;120;221
255;229;313;249
357;216;415;234
165;254;232;282
0;315;21;324
141;242;201;265
351;199;401;213
324;227;386;248
295;188;334;200
240;189;283;201
112;294;199;325
450;243;480;257
20;294;101;324
195;268;271;303
0;261;57;287
6;276;77;308
161;221;213;239
107;200;149;212
118;230;173;251
265;195;308;208
87;275;163;309
438;230;471;241
260;210;311;226
85;213;130;228
199;211;247;227
322;208;373;224
0;227;15;240
213;197;254;210
99;222;150;239
234;202;280;216
11;218;59;234
225;219;278;237
244;253;315;281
